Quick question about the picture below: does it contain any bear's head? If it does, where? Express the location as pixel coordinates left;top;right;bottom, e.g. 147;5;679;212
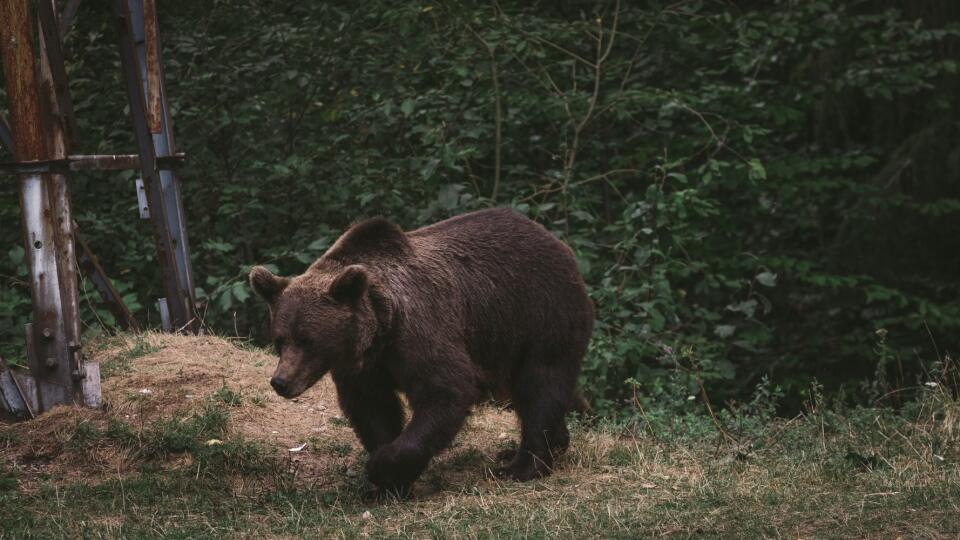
249;264;381;398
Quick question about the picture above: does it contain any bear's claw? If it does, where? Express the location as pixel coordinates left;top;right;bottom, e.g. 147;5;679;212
362;484;413;502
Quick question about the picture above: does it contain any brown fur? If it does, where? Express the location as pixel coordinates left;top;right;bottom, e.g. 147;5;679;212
250;208;594;494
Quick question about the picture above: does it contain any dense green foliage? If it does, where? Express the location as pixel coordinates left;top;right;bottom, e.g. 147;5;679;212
2;0;959;414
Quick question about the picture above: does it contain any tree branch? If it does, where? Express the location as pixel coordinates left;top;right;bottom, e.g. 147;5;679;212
562;0;620;194
467;22;504;202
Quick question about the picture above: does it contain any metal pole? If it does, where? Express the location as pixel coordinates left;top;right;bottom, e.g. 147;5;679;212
134;0;198;330
113;0;197;332
0;0;82;411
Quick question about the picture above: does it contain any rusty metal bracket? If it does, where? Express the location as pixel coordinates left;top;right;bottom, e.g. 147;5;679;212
0;153;185;175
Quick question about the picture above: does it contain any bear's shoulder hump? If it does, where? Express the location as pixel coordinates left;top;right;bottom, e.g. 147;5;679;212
327;217;411;260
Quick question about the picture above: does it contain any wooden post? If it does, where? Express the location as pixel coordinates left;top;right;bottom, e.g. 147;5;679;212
0;0;88;411
38;0;83;378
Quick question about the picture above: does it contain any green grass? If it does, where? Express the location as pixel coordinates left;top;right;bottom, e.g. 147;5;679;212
250;392;268;407
213;382;244;407
65;419;102;450
0;464;16;491
0;427;20;447
55;398;270;482
0;450;955;539
2;354;959;539
2;401;958;539
99;335;163;380
141;401;230;456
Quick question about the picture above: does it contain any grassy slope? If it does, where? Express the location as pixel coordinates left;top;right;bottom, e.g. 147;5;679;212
1;334;958;539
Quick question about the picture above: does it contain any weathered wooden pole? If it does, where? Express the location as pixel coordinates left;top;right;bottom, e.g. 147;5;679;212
0;0;96;411
0;0;72;409
38;0;83;378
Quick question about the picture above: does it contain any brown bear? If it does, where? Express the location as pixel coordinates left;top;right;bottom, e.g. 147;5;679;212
249;207;593;495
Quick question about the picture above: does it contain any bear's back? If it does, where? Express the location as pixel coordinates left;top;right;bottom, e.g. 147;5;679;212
405;208;593;371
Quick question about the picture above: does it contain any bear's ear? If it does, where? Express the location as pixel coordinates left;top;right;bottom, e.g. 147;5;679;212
249;266;290;305
330;265;368;304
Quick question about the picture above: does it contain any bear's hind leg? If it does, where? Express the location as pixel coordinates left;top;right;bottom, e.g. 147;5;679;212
500;360;575;481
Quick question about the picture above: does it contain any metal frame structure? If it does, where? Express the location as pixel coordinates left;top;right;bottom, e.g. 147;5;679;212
0;0;197;416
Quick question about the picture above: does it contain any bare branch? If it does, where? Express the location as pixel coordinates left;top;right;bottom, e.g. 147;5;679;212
562;0;621;193
466;23;504;202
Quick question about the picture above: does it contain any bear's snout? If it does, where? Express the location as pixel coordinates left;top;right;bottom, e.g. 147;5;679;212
270;376;290;397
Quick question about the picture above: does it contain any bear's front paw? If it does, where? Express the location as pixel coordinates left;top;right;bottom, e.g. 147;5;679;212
366;442;429;491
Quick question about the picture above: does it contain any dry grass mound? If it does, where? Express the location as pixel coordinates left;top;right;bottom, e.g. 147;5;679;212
0;332;559;494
